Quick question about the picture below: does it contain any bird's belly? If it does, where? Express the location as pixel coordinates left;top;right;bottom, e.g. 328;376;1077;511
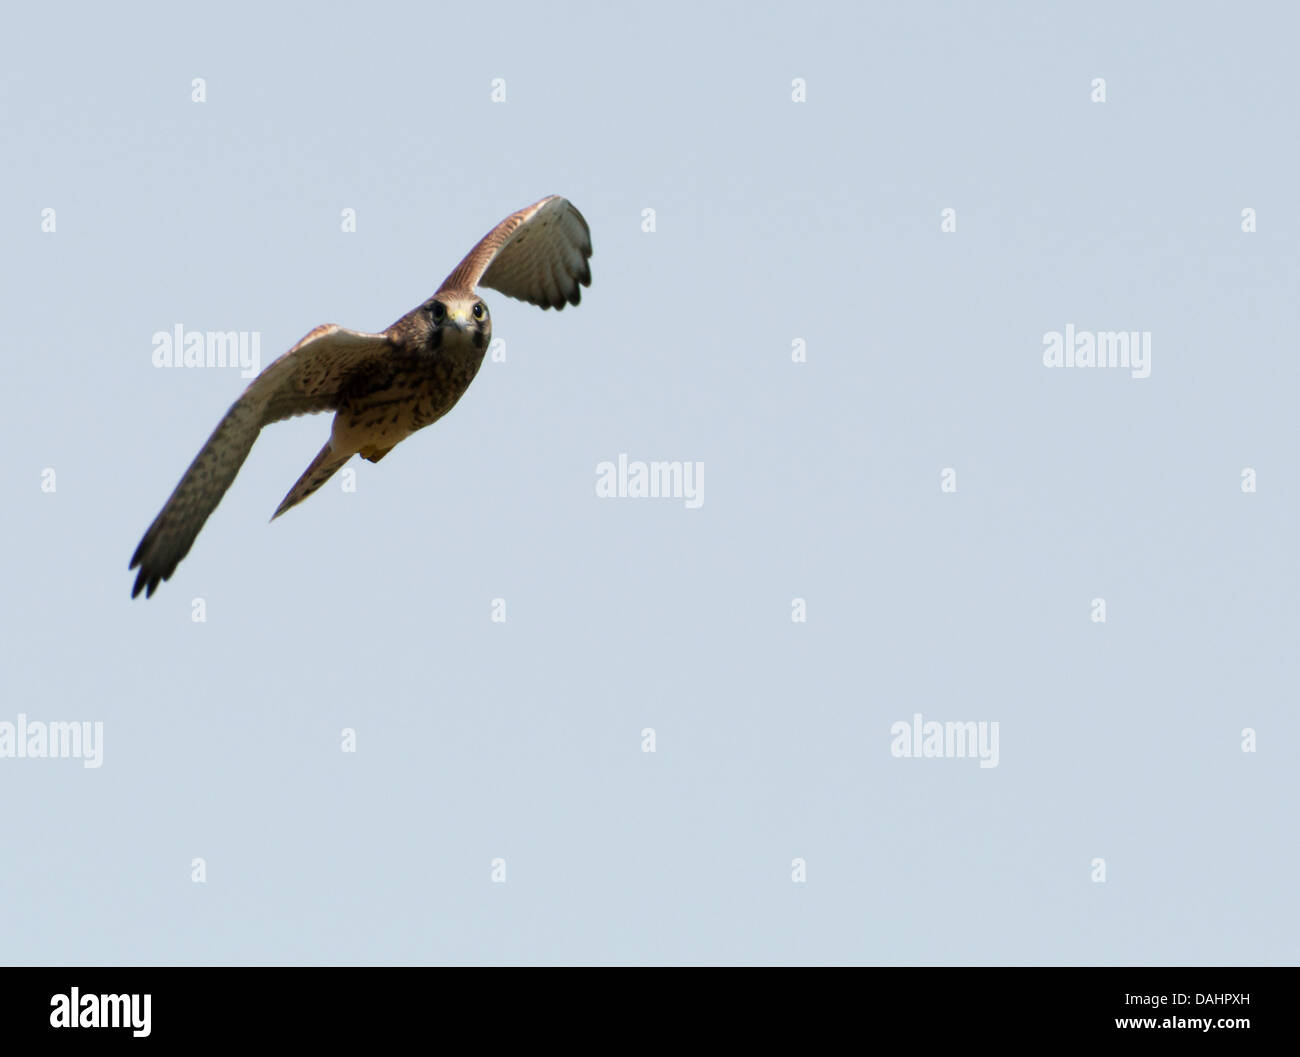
333;405;415;455
332;369;475;456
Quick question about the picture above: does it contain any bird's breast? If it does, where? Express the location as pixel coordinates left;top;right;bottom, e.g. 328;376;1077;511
332;353;484;453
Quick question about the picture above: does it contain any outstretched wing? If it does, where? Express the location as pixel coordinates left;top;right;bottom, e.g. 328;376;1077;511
129;325;392;598
437;195;593;310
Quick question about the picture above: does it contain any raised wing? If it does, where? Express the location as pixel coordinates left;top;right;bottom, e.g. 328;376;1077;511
438;195;593;310
129;325;392;598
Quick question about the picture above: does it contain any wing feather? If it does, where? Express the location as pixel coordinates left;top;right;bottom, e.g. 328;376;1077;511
438;195;593;310
129;325;391;597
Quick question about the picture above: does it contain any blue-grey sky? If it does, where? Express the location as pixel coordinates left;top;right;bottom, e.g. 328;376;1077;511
2;0;1296;965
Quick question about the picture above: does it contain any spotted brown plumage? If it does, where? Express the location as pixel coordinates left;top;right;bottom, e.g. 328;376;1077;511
129;195;593;598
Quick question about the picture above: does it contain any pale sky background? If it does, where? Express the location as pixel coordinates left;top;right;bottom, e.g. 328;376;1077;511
1;1;1296;965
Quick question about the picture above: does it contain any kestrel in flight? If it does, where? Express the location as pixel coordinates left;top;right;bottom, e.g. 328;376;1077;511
129;195;592;598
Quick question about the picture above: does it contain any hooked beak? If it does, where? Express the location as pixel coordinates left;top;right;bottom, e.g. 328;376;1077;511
446;308;470;332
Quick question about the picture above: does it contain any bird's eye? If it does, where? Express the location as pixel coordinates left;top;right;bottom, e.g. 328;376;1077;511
429;302;445;322
472;303;485;320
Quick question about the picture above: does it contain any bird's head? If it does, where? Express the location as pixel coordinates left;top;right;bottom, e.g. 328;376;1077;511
422;293;490;353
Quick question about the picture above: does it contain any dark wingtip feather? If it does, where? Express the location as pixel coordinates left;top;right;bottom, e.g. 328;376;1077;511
130;564;163;599
129;523;156;598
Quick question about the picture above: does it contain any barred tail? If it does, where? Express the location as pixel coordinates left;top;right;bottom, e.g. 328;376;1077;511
272;442;352;521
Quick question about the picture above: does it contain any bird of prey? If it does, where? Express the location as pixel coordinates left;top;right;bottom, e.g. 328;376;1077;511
129;195;592;598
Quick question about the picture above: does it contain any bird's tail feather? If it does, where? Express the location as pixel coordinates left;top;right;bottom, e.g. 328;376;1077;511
272;443;351;521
